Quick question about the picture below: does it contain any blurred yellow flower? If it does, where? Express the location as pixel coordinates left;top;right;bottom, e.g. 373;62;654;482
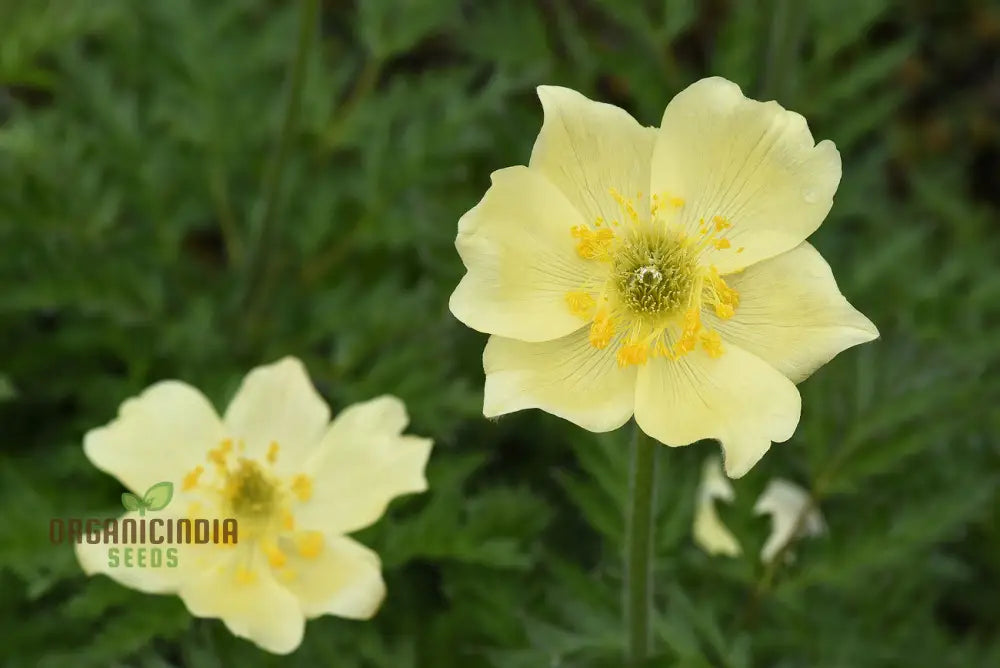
449;77;878;477
754;478;825;564
692;457;824;562
692;456;741;557
75;357;432;654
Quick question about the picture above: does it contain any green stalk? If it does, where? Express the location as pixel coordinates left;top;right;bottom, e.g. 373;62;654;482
240;0;320;315
625;424;657;664
761;0;805;101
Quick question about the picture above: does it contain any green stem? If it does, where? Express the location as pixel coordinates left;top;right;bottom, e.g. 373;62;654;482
761;0;804;101
625;424;657;665
240;0;320;314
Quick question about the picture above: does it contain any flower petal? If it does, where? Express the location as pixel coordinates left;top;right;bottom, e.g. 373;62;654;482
692;457;741;557
634;345;801;478
74;512;199;593
282;535;386;620
223;357;330;472
754;478;825;563
651;77;842;273
178;552;305;655
84;381;224;494
296;396;432;535
450;166;603;342
482;328;637;432
706;242;879;383
530;86;657;226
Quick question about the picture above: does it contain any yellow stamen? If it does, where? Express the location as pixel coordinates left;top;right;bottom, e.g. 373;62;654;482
182;465;203;491
295;531;324;559
207;439;232;468
616;343;648;368
608;188;639;224
235;566;257;585
589;311;615;349
673;308;702;357
712;216;731;231
263;542;287;568
713;238;731;250
290;474;313;502
565;291;596;318
707;267;740;320
701;331;724;358
571;225;615;260
266;441;280;465
281;509;295;531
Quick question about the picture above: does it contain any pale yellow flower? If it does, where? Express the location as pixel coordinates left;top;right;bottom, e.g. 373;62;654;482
449;77;878;477
754;478;825;564
692;456;740;557
692;457;824;562
75;357;432;654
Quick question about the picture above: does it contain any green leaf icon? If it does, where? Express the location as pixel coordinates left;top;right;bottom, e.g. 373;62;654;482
121;492;142;513
143;481;174;511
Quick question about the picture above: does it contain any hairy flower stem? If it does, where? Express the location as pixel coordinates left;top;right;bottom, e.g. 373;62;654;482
240;0;320;322
625;425;657;664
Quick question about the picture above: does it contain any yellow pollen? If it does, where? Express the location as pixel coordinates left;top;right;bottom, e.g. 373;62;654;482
737;246;745;254
616;343;648;368
290;474;313;502
713;238;731;250
235;566;257;585
652;193;685;216
707;268;740;320
281;510;295;531
295;531;324;559
609;188;639;224
571;225;615;260
182;465;204;491
263;542;287;568
589;311;615;349
701;331;724;358
714;303;735;318
713;216;731;231
673;308;702;357
266;441;280;465
565;291;596;318
207;439;232;468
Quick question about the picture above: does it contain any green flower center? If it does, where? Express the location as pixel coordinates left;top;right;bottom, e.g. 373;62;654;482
613;231;698;318
226;459;278;520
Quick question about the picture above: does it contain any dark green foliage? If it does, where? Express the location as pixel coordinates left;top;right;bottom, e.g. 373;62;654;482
1;0;998;666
